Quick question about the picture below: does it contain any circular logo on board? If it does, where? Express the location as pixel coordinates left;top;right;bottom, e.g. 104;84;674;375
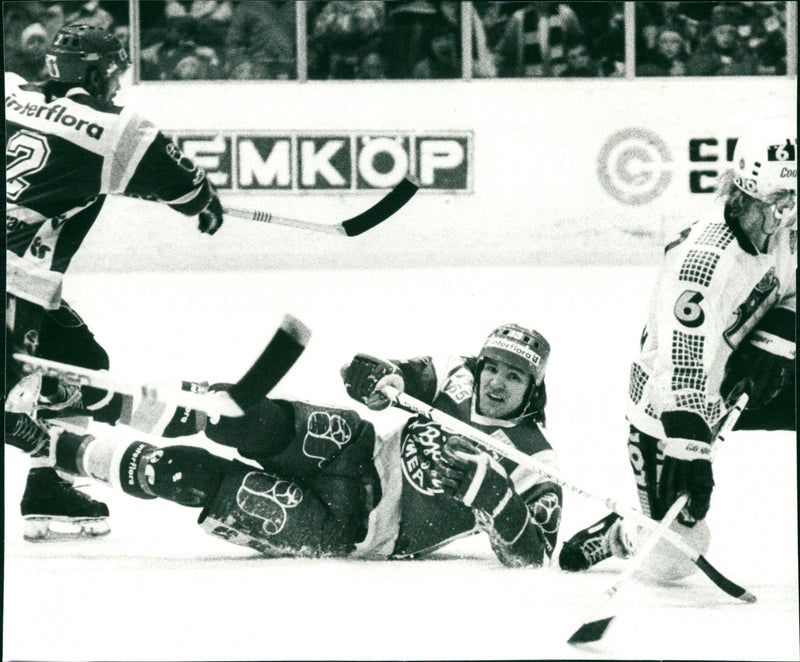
597;128;672;205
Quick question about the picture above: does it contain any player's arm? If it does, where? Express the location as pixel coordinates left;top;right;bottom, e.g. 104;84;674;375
106;113;223;234
435;436;560;567
341;354;438;410
649;252;730;521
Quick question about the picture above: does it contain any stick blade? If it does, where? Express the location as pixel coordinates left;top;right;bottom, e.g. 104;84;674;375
568;616;615;645
226;314;311;412
340;176;419;236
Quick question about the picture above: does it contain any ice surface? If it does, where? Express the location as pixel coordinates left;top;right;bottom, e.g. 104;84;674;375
4;266;798;661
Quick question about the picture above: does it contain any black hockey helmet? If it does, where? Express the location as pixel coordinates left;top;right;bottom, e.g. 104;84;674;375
45;24;128;86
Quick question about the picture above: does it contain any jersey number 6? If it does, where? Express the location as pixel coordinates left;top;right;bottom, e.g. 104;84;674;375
674;289;705;328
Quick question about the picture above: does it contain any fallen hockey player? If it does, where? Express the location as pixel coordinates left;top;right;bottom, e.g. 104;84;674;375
7;323;562;565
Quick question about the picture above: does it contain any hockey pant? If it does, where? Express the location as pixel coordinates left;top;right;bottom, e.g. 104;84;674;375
5;295;121;421
198;400;381;556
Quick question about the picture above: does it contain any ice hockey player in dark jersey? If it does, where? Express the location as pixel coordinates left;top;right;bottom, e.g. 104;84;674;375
558;123;796;581
5;24;225;541
7;324;562;567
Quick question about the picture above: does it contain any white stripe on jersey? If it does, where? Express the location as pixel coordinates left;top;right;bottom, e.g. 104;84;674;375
6;251;64;310
105;106;159;193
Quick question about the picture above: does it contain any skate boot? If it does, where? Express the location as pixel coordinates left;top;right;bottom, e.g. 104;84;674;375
558;512;621;571
20;467;110;541
5;372;44;416
5;411;53;457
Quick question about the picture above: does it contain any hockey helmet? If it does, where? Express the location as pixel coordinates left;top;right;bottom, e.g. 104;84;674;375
732;125;797;203
478;323;550;386
45;24;128;85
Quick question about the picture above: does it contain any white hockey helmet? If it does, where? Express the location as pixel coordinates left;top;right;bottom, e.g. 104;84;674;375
731;125;797;203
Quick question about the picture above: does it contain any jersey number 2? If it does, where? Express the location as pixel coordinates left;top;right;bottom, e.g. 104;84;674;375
7;130;51;201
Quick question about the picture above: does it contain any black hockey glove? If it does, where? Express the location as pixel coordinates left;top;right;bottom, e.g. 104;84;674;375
341;353;403;410
435;435;528;543
658;411;714;522
721;307;795;409
198;183;224;235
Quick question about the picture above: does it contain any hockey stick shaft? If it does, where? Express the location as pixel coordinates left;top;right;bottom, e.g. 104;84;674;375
567;495;688;644
381;386;754;602
567;392;751;644
14;314;311;420
223;176;419;237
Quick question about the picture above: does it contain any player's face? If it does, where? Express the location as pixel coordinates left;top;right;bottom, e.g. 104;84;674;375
477;359;531;419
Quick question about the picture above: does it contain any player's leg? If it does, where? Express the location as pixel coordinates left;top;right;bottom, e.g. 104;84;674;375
5;296;113;541
200;411;381;557
206;397;373;481
46;425;380;557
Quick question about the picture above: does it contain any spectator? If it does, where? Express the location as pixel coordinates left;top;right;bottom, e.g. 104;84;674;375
382;0;440;79
140;16;221;80
470;2;498;78
356;49;387;79
754;29;786;75
637;27;689;76
494;1;583;77
5;20;50;82
164;0;233;47
575;1;624;77
686;4;758;75
559;40;602;77
224;1;296;80
412;17;461;78
308;0;385;79
64;1;114;30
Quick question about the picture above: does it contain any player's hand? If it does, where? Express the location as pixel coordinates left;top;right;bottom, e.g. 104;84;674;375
721;307;795;409
341;354;403;410
435;435;512;514
198;183;223;235
659;437;714;522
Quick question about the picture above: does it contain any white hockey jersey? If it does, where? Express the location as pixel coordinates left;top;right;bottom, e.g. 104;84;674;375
626;205;796;439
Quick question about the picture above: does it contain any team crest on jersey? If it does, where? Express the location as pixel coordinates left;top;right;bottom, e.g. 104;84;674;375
400;419;446;495
723;268;780;347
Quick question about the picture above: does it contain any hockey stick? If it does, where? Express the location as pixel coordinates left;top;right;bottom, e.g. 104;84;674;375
13;313;311;420
567;392;749;645
222;176;419;237
380;385;756;604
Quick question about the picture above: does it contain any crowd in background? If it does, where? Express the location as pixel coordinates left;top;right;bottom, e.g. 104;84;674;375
636;1;788;76
2;0;792;82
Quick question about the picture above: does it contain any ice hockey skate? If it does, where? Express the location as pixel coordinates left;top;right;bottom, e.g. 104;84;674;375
558;512;622;571
20;467;110;542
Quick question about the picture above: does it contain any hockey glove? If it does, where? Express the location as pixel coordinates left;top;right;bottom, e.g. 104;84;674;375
721;307;795;409
341;353;404;410
198;183;224;235
658;411;714;522
435;435;528;543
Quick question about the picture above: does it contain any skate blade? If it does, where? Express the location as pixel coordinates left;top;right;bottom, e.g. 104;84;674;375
23;516;111;542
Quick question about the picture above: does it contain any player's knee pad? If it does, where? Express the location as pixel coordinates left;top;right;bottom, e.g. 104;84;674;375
199;460;372;557
633;519;711;584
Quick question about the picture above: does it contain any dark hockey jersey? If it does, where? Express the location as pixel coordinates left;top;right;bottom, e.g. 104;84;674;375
5;72;213;309
355;355;562;564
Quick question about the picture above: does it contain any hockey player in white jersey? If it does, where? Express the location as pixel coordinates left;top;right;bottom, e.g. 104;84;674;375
5;24;225;541
558;123;796;577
